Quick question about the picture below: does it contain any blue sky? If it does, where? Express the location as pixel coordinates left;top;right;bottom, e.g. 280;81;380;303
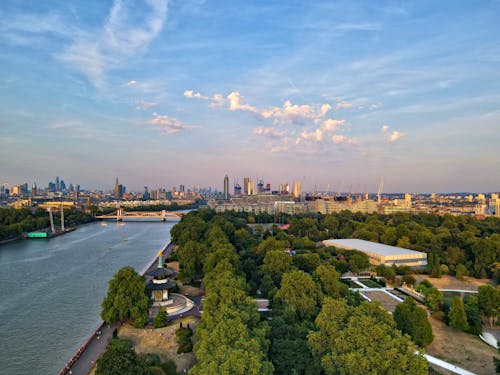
1;0;499;193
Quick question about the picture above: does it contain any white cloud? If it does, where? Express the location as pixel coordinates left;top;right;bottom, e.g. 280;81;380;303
262;100;331;124
387;130;405;142
126;80;138;86
381;124;405;142
184;89;225;107
332;134;357;145
227;91;257;113
322;119;346;132
148;112;198;135
253;127;285;138
59;0;168;88
134;100;157;110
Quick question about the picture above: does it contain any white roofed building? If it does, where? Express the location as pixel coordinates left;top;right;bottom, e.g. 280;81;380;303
323;238;427;268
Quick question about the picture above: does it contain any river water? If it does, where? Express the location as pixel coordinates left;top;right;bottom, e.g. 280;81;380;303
0;220;175;375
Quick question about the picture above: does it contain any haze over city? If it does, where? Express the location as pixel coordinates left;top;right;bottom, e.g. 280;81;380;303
1;0;499;192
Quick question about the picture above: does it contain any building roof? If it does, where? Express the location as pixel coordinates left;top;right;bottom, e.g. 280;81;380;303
146;267;176;278
323;238;426;257
146;279;177;290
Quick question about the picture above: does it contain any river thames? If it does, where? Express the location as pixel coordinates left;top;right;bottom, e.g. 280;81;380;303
0;220;175;375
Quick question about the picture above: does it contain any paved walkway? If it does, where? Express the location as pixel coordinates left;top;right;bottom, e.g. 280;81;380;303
60;242;175;375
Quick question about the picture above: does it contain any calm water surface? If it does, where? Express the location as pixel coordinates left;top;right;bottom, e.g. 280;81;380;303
0;221;175;375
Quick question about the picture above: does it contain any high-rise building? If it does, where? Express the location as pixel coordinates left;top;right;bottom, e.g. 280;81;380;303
234;183;242;197
223;175;229;200
60;180;66;191
243;177;251;196
293;181;301;198
404;193;412;207
114;177;124;199
31;182;37;197
55;176;60;191
257;179;264;194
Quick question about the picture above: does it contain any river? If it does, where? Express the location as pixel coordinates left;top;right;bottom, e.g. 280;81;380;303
0;220;175;375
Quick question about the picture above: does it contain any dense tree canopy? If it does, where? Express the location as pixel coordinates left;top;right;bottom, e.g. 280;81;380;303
309;298;428;374
101;266;149;324
394;298;433;346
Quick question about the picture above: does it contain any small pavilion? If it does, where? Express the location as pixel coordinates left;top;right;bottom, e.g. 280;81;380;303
146;251;176;306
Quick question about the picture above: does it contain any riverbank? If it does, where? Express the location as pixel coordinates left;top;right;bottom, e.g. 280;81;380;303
59;239;175;375
0;221;174;375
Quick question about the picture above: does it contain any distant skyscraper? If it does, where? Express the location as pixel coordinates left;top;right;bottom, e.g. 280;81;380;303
31;182;37;197
404;193;412;207
293;181;301;198
234;183;242;197
55;176;60;191
223;175;229;200
243;177;251;196
257;179;264;194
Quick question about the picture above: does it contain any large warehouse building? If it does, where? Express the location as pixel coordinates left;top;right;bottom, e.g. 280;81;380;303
323;238;427;268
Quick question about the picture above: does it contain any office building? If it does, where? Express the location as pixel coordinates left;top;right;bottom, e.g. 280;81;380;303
223;175;230;200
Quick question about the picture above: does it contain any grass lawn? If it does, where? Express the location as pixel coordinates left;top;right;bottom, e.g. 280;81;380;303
118;316;199;373
425;317;498;375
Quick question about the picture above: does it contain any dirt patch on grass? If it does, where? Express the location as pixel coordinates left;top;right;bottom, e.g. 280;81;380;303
118;316;199;372
414;275;492;291
425;317;498;375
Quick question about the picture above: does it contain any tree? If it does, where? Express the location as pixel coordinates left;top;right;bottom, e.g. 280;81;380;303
154;306;168;328
178;240;207;280
101;266;150;324
293;253;321;273
262;250;292;283
448;297;469;331
478;285;500;327
274;270;322;320
96;339;146;375
464;296;482;335
394;298;433;346
455;264;467;280
315;264;348;299
423;287;443;311
309;298;428;375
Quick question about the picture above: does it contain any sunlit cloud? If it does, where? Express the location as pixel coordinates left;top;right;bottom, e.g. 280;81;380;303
253;127;286;138
148;112;199;135
125;80;138;86
381;124;405;142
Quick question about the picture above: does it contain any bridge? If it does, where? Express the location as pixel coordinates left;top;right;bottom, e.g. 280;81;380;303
95;209;183;222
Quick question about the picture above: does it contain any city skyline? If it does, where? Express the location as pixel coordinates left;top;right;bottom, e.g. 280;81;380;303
1;1;499;192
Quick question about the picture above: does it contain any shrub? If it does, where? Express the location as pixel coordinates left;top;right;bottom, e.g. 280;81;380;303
176;326;193;353
160;359;178;375
154;307;168;328
135;315;148;328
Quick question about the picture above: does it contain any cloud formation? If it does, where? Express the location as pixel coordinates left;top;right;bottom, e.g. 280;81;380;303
126;80;138;86
185;89;334;125
60;0;168;88
148;112;198;135
381;124;405;142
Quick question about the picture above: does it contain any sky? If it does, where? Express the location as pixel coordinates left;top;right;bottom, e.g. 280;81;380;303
1;0;499;193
